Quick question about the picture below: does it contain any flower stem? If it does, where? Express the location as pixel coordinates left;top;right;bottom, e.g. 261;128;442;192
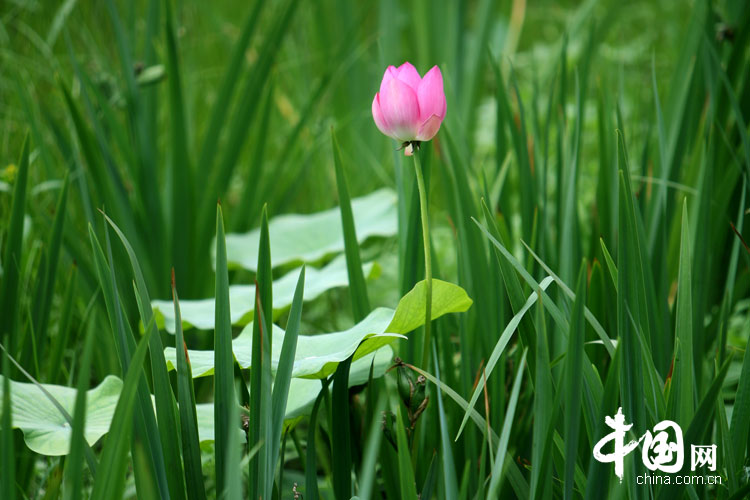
413;150;432;371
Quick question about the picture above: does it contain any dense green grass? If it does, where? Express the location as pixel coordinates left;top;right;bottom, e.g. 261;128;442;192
1;0;750;498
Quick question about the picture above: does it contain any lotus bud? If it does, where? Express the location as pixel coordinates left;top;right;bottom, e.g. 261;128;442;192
372;62;446;155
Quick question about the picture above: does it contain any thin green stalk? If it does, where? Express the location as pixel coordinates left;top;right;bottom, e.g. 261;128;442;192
413;149;433;371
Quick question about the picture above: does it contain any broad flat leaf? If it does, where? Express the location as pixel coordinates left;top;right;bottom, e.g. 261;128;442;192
282;345;393;420
223;188;397;271
152;255;378;332
2;348;392;456
0;375;121;456
164;279;472;379
194;404;245;444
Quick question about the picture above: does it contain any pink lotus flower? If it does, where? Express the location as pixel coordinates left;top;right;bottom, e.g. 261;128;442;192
372;62;446;154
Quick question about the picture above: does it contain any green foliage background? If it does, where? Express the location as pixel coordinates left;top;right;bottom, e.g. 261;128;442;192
1;0;749;498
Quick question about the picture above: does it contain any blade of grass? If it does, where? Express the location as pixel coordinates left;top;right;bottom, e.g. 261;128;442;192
406;363;530;498
214;203;235;496
172;272;207;500
104;0;164;271
420;451;438;500
48;255;77;385
645;0;708;252
432;342;459;499
657;357;731;500
668;200;694;428
487;348;527;498
455;276;553;440
584;343;621;500
331;128;370;320
196;0;264;179
197;0;301;248
599;238;618;291
270;267;305;473
480;199;538;370
357;393;387;500
331;357;353;498
232;81;274;231
1;135;29;356
730;313;750;471
224;387;242;500
62;306;97;500
490;58;534;242
1;350;14;500
617;160;647;498
102;213;187;500
396;406;419;500
90;321;153;500
563;261;587;500
306;379;332;500
31;174;69;367
529;289;554;499
248;206;273;498
165;0;194;296
330;128;371;499
719;176;746;364
473;217;613;357
520;239;613;354
89;225;169;498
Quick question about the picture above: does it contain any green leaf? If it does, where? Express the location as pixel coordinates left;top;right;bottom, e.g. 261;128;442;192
657;357;731;500
487;349;527;498
7;356;389;459
152;255;377;333
164;279;472;379
48;261;77;386
0;345;382;459
563;262;587;500
396;406;419;500
0;375;121;456
224;188;397;271
305;378;330;500
1;135;29;355
62;311;97;500
357;393;387;500
330;128;371;499
213;204;235;496
249;206;273;499
668;200;694;428
270;267;305;475
731;315;750;475
90;323;153;500
529;290;554;499
599;238;618;291
455;276;553;440
195;0;264;187
196;0;301;249
280;346;393;420
645;0;707;252
331;354;353;499
433;343;458;500
1;352;14;500
331;129;370;321
89;225;169;498
584;343;621;500
473;218;614;356
172;279;207;500
165;0;194;296
103;214;186;500
407;364;529;499
480;199;538;369
31;174;69;366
